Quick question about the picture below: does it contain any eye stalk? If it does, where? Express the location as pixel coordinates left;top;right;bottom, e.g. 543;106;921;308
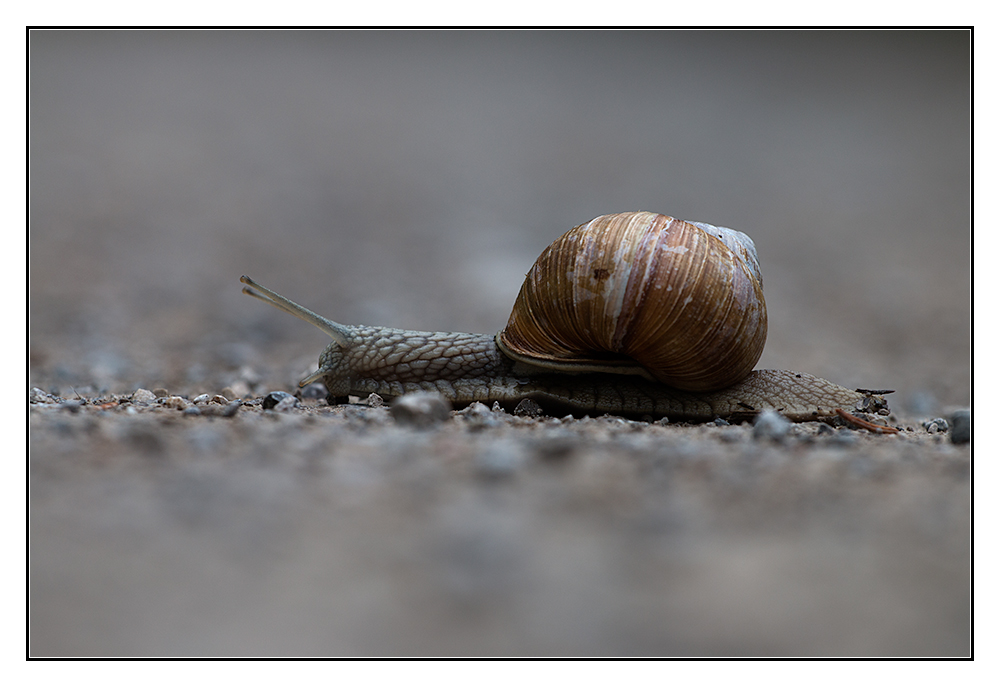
241;275;351;347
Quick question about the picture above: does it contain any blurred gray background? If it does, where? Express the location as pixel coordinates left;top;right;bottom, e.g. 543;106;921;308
29;30;970;406
29;30;971;657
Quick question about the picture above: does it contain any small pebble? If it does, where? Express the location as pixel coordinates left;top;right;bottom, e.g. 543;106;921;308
192;393;211;404
492;401;504;413
458;401;491;417
29;388;56;404
713;417;730;426
950;410;970;445
456;402;504;429
219;386;242;401
164;396;189;410
514;399;543;418
598;415;627;426
210;395;229;405
131;388;156;405
921;418;949;434
854;395;888;415
263;390;295;410
390;391;452;428
273;395;299;411
753;409;791;442
367;393;385;408
152;388;169;398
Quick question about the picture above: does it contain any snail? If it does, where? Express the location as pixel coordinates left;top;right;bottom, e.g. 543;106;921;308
241;211;891;422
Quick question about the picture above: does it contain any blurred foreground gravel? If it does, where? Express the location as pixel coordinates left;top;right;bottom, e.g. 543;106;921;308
30;390;969;656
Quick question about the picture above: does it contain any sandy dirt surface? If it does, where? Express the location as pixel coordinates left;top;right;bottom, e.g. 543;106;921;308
29;31;970;657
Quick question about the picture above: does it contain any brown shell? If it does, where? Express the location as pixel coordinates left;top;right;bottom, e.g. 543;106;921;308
496;212;767;392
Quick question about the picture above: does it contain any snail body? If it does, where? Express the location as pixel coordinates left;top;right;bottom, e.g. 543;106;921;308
241;212;889;421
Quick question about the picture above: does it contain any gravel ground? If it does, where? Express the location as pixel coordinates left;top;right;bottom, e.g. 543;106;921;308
28;30;971;657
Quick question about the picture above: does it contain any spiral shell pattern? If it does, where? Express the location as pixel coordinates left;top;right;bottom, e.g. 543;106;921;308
497;211;768;392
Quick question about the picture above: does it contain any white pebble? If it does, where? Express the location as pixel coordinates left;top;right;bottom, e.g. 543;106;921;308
273;396;299;411
29;388;56;404
131;388;156;405
390;391;452;428
753;409;791;441
164;396;189;410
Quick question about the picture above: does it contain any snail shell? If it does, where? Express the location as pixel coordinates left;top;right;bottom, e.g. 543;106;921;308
496;211;768;391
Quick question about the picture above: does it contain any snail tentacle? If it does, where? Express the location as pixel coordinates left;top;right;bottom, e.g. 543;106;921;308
241;275;352;347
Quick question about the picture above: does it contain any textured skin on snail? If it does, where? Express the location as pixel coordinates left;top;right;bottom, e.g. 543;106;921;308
240;211;889;421
311;327;871;421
